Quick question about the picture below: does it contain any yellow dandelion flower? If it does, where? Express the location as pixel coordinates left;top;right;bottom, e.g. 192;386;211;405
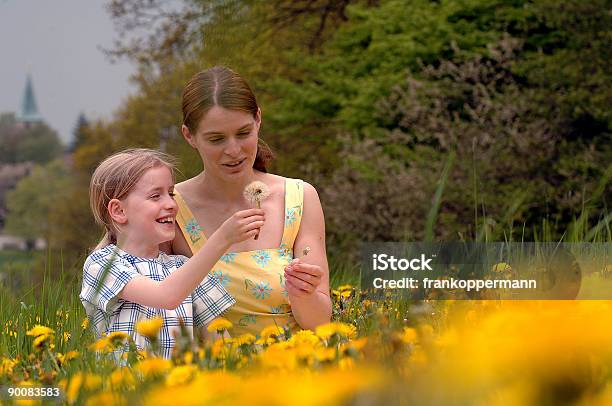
260;325;284;340
85;392;126;406
26;325;54;338
136;317;164;339
340;337;368;355
166;365;198;387
206;318;233;333
337;284;353;292
419;324;435;343
491;262;512;273
81;318;89;330
465;309;478;324
255;337;277;346
315;347;337;362
66;373;83;404
135;357;172;379
235;333;256;346
339;357;355;370
183;351;194;365
110;367;135;388
84;374;102;390
33;334;52;350
340;290;352;299
0;357;16;376
398;327;418;345
62;332;71;343
211;339;229;361
57;350;79;366
260;345;298;370
315;322;357;340
290;329;322;346
409;347;428;367
90;337;110;352
136;349;147;361
107;331;130;346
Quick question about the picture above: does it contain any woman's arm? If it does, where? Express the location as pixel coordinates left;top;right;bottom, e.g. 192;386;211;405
284;182;332;330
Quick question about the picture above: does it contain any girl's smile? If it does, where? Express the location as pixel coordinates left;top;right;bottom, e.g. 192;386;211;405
113;165;178;257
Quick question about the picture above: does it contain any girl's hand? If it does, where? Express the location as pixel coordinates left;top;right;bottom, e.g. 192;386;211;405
284;259;324;297
216;209;265;245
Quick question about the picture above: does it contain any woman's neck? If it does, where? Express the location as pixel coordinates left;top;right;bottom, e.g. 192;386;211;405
196;169;260;203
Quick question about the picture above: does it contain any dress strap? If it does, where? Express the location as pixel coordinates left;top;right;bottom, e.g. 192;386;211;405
280;178;304;250
174;190;207;254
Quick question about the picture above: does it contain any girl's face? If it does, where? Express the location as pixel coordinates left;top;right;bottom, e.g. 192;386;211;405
111;165;177;253
182;106;260;182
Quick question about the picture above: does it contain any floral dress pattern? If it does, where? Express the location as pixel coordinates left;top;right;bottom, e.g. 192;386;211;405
174;178;304;336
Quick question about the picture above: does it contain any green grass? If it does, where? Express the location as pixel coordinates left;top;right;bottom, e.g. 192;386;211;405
0;203;609;365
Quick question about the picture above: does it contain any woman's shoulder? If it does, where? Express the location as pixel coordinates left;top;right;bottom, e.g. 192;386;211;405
258;171;285;185
174;177;198;196
261;173;316;190
261;173;320;205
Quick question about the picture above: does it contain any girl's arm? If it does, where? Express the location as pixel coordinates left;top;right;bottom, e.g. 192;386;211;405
284;182;332;330
120;209;264;310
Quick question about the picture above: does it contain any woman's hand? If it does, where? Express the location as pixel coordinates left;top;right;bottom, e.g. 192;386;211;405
215;208;265;246
284;258;324;297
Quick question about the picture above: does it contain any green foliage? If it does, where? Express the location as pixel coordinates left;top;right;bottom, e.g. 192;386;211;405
5;160;71;242
0;113;64;164
52;0;611;256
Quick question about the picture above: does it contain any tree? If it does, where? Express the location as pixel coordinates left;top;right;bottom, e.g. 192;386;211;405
0;113;64;164
4;160;71;245
60;0;610;257
15;123;64;163
68;112;90;153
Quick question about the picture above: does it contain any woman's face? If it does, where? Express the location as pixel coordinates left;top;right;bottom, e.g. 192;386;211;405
183;106;260;181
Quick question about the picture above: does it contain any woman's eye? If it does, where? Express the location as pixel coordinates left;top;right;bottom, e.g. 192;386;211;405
208;137;223;143
237;132;250;138
150;194;160;199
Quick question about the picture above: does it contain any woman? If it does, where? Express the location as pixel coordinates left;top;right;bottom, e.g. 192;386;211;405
171;66;332;335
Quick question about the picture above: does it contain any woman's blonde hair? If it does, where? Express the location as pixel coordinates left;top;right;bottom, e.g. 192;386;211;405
90;148;176;247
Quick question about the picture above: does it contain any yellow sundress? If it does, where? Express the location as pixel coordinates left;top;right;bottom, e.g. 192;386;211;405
174;178;303;336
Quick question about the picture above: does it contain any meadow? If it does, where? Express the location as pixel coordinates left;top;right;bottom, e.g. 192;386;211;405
0;223;611;405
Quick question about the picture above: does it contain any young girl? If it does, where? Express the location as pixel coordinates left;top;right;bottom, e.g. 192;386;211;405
80;148;264;358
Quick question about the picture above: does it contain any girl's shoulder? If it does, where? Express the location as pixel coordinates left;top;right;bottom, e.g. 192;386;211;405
159;252;189;269
84;244;132;271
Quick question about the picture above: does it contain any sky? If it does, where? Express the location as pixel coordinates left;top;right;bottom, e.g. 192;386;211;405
0;0;134;143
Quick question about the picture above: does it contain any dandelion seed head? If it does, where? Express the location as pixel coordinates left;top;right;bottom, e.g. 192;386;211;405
243;181;270;207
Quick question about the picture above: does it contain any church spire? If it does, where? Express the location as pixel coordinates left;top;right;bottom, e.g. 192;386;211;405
18;74;42;123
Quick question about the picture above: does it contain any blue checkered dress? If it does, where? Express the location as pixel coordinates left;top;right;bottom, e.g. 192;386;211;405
80;244;235;359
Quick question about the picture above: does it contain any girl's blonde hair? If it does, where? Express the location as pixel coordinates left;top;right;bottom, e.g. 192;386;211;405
90;148;176;247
